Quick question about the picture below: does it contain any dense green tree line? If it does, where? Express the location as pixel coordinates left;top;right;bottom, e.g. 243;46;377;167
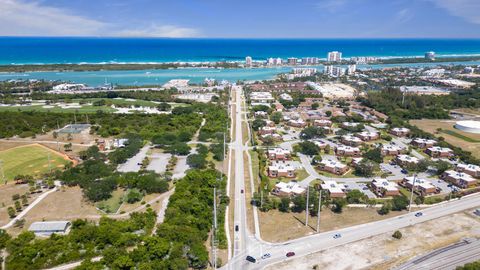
5;211;156;270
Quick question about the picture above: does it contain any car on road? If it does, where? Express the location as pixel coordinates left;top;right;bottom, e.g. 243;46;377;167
333;233;342;239
235;225;239;232
401;169;408;174
261;253;271;259
415;212;423;217
241;189;244;194
286;252;295;257
246;256;256;263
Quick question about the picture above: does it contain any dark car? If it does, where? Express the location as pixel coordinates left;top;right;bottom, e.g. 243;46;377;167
235;225;239;232
401;169;408;174
241;189;244;194
333;233;342;239
286;252;295;257
415;212;423;217
246;256;256;263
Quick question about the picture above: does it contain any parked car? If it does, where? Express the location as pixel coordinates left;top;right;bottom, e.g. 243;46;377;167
401;169;408;174
261;253;271;259
246;256;256;263
286;252;295;257
333;233;342;239
415;212;423;217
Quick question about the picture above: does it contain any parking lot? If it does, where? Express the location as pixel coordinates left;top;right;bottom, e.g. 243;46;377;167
429;178;457;194
342;182;377;199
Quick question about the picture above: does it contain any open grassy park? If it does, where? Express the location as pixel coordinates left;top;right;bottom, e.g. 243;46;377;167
0;144;72;182
410;119;480;158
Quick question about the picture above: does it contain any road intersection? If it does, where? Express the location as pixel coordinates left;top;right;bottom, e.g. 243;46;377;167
223;85;480;270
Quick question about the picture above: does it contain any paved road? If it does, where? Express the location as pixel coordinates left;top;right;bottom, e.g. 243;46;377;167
394;238;480;270
222;193;480;269
117;144;151;173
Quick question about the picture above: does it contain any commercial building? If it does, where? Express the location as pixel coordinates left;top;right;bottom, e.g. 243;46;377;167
442;170;477;188
321;180;346;198
268;162;295;178
402;177;436;196
287;57;298;65
400;86;450;96
425;51;436;60
455;120;480;134
425;146;454;158
411;138;437;149
29;221;71;236
390;127;410;137
456;163;480;178
267;148;291;161
318;159;348;175
335;145;361;157
249;92;275;104
356;131;380;141
395;154;420;166
371;179;400;197
245;56;253;67
327;51;342;62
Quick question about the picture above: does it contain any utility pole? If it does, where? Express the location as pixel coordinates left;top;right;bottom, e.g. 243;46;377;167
48;152;52;173
408;174;416;212
305;185;310;226
260;190;263;208
316;189;322;233
212;187;217;269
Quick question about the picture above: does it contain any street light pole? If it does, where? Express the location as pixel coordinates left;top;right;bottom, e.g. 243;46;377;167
305;185;310;226
316;189;322;233
408;174;416;212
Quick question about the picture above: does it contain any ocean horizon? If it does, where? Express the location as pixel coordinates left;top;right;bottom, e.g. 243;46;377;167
1;37;480;65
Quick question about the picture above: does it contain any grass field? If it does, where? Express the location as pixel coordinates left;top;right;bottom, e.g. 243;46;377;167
96;189;126;214
410;119;480;158
0;144;72;182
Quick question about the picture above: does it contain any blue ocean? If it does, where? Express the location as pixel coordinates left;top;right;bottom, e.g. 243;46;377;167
1;38;480;64
1;38;480;85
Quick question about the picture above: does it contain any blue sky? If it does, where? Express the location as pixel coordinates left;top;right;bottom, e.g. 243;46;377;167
0;0;479;37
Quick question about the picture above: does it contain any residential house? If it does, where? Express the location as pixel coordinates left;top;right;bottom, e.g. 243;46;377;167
401;176;437;196
411;138;437;149
335;145;361;157
341;134;363;146
442;170;477;188
371;178;400;197
356;131;380;141
395;155;420;167
318;159;349;175
268;162;295;178
456;164;480;178
267;148;291;161
272;181;306;197
390;127;410;137
321;180;347;198
425;146;454;158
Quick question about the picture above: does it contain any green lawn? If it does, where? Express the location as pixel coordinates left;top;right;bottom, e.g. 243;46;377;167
96;189;126;214
441;130;480;143
0;144;71;183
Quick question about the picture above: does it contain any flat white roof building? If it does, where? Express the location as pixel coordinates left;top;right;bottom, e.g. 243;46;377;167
396;154;420;164
321;180;346;197
274;181;306;195
320;159;348;170
250;92;274;103
29;221;71;236
403;176;435;190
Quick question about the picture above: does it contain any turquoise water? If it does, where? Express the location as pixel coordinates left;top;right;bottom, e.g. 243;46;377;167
1;38;480;64
1;61;480;86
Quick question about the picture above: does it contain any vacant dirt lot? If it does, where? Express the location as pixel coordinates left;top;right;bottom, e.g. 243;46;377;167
0;183;42;226
268;211;480;270
7;186;100;235
410;119;480;158
259;207;404;242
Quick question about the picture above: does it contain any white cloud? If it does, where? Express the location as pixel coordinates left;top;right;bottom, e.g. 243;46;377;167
114;25;201;38
0;0;107;36
0;0;201;37
428;0;480;24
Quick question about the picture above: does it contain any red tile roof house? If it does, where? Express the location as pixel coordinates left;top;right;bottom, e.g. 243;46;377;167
425;146;454;158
